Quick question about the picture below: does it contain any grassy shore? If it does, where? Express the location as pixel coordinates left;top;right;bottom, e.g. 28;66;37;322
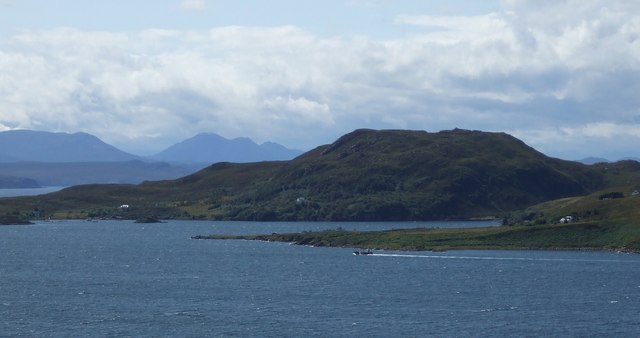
193;220;640;253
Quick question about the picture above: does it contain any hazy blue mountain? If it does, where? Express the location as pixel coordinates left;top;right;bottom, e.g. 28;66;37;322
149;133;303;163
0;160;196;186
0;130;140;162
0;130;300;186
579;157;610;165
579;157;640;165
0;174;40;188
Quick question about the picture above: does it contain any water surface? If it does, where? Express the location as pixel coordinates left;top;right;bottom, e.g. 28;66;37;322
1;220;638;337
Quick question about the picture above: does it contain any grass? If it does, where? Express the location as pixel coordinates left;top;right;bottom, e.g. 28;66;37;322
196;220;640;252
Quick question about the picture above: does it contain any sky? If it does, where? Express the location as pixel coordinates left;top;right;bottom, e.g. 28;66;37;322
0;0;639;160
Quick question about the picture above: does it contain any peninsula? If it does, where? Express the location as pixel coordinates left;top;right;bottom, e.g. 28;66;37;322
193;183;640;252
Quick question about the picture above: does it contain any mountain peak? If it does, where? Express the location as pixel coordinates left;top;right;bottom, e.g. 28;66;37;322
0;130;139;162
149;133;302;163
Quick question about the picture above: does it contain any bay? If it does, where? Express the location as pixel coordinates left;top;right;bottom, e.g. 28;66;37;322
1;220;639;337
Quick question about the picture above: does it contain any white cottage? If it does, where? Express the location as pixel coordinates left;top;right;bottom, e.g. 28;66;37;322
559;215;574;224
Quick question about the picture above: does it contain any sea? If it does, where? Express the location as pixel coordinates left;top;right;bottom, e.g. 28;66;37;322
1;220;639;337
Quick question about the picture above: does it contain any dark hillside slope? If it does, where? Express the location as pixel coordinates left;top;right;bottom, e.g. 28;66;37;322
591;160;640;187
241;129;603;220
0;129;613;222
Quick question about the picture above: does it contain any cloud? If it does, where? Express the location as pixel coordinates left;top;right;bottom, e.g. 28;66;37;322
180;0;206;12
0;1;639;158
513;122;640;160
395;13;509;37
263;96;333;126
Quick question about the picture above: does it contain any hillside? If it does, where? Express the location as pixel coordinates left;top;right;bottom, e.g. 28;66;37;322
198;174;640;252
0;129;632;223
0;130;139;162
148;133;303;163
252;129;603;220
506;166;640;227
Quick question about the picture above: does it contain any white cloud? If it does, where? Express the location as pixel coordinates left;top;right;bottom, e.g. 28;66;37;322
516;122;640;144
512;122;640;160
0;1;639;158
566;122;640;139
395;13;510;38
180;0;206;12
263;96;333;126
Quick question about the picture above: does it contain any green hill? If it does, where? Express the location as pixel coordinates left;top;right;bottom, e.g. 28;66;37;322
254;128;603;220
507;181;640;228
199;185;640;252
0;129;634;223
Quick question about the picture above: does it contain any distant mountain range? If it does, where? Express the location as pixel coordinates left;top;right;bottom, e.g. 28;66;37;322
578;157;611;165
578;157;640;165
0;130;303;188
0;130;139;162
148;133;303;163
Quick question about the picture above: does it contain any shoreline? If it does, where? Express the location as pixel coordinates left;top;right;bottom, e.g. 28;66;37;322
193;235;640;254
192;222;640;254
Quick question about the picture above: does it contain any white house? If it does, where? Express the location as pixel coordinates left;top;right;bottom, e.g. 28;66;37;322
559;215;574;224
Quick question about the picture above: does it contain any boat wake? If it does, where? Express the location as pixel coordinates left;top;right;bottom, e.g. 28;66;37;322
370;253;637;263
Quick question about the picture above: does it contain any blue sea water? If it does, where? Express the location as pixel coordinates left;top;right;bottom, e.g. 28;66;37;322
1;220;639;337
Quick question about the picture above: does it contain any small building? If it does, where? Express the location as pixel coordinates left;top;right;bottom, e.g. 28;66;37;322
559;215;574;224
119;204;130;210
